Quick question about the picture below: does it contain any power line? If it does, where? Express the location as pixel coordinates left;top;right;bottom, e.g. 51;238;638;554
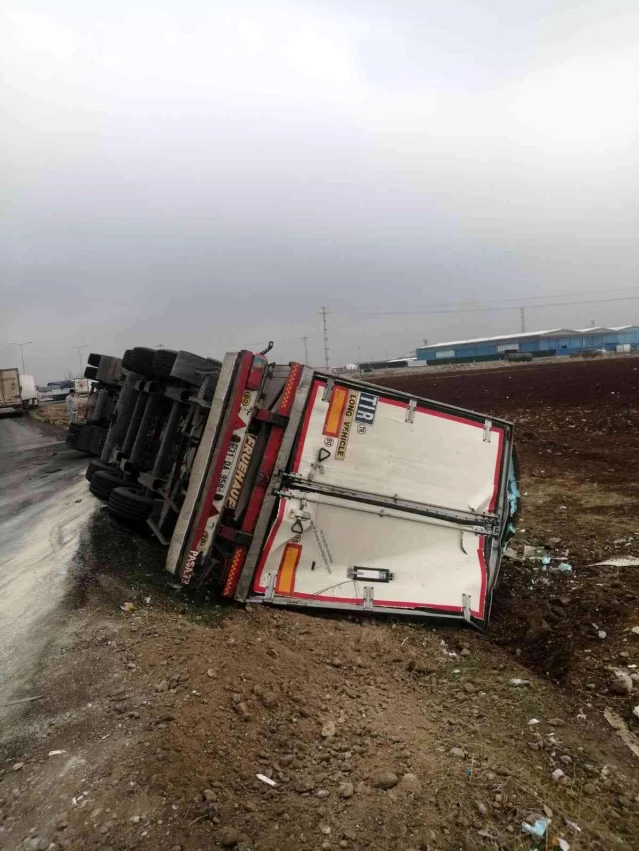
346;293;639;318
301;336;310;366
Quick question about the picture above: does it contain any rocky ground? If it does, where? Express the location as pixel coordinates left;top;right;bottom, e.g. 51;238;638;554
2;356;639;851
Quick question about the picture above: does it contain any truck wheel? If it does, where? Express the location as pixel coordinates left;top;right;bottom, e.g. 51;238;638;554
85;459;114;482
89;469;125;500
87;353;103;367
84;366;98;379
122;347;155;376
152;349;178;379
108;487;155;522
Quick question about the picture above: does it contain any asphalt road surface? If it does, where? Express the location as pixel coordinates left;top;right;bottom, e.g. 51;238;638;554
0;415;91;703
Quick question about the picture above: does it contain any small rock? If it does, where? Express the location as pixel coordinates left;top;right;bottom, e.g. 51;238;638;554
547;718;564;727
583;782;596;795
262;691;278;708
219;826;242;847
207;668;215;677
450;747;465;759
321;720;336;738
127;661;136;669
202;789;217;802
130;816;141;824
475;801;488;815
54;819;69;832
542;804;553;818
316;789;330;799
320;824;331;835
598;630;607;640
280;754;294;767
610;672;633;695
400;774;422;794
338;782;354;799
12;762;24;772
234;702;251;720
463;682;476;694
294;777;315;794
156;680;169;692
460;648;471;657
372;770;399;790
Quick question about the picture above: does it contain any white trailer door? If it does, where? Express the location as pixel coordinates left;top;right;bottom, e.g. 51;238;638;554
292;379;504;515
249;378;509;624
252;492;489;619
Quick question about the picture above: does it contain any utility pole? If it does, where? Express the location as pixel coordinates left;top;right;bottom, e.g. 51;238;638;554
301;336;310;366
12;341;33;374
520;307;526;333
319;306;330;370
70;344;88;377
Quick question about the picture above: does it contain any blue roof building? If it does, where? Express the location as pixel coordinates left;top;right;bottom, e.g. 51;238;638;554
416;326;639;365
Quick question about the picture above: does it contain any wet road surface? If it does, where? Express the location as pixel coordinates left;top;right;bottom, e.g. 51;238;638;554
0;415;92;701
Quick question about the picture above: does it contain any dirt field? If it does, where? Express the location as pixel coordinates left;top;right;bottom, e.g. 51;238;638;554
31;401;87;428
2;356;639;851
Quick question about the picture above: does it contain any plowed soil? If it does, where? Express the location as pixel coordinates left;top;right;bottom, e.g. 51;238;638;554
2;356;639;851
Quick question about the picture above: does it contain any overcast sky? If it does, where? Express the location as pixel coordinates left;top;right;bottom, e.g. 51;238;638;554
2;0;638;381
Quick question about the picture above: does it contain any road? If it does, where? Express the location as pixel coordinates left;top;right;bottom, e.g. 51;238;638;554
0;415;92;703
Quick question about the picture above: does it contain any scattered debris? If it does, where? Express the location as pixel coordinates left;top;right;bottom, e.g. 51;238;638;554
2;694;44;707
603;709;639;759
120;602;135;613
521;817;551;837
591;558;639;568
256;774;277;787
509;678;531;687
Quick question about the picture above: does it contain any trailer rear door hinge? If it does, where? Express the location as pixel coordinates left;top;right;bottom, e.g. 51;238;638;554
405;399;417;423
483;419;492;442
363;586;374;610
217;526;253;546
253;408;289;427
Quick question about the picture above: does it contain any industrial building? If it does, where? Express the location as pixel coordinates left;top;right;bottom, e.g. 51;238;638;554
416;326;639;365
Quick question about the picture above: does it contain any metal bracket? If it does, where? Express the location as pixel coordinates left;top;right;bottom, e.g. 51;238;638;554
483;419;492;442
363;586;374;610
462;594;472;622
253;408;289;427
405;399;417;423
348;567;394;583
322;378;334;402
218;526;253;546
265;573;276;601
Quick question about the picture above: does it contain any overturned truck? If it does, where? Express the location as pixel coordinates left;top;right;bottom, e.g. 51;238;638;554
80;347;518;628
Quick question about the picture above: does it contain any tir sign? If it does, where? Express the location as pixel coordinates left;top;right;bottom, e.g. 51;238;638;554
355;392;378;425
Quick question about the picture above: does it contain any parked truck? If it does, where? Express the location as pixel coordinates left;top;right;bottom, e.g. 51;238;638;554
81;346;518;628
0;368;24;414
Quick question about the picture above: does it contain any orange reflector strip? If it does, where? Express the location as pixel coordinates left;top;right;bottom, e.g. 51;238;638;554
275;543;302;596
222;546;246;597
322;386;348;437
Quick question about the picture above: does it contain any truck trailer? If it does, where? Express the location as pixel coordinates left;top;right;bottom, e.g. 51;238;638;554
0;368;24;414
82;347;518;629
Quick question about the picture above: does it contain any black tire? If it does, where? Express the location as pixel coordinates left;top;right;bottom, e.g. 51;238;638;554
122;347;156;376
108;487;155;522
152;349;178;379
84;366;98;379
89;469;125;500
87;353;102;367
85;459;114;482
